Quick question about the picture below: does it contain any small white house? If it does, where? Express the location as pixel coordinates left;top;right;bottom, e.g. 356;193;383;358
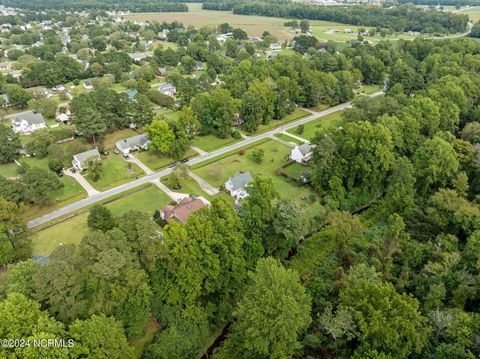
270;43;282;51
128;53;148;62
115;134;151;154
225;171;253;200
290;143;314;164
56;113;70;124
83;80;93;90
72;148;100;171
11;112;46;134
158;83;176;97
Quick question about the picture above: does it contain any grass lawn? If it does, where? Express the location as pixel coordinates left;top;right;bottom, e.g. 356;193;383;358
282;162;310;179
358;84;382;95
85;154;145;191
136;148;197;170
18;156;50;170
192;139;322;216
288;111;344;141
130;318;162;359
29;184;171;256
0;162;19;178
163;111;180;122
274;133;303;145
253;108;310;134
23;176;87;221
102;128;142;150
191;134;240;152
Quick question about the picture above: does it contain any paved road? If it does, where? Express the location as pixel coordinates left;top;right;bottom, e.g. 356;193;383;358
27;92;382;229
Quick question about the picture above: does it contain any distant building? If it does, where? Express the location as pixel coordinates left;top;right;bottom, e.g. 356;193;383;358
115;134;151;154
128;53;148;62
270;43;282;51
194;61;203;71
290;143;314;164
216;32;233;42
11;111;46;134
158;83;176;97
71;148;100;171
127;88;138;100
225;171;253;200
160;196;209;225
83;80;94;90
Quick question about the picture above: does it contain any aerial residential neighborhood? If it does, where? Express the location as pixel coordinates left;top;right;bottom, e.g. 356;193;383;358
0;0;479;358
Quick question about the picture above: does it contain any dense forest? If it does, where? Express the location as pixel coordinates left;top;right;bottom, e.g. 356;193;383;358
203;1;469;33
1;0;188;12
399;0;480;5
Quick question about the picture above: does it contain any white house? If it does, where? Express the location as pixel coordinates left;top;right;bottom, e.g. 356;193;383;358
11;112;46;134
83;80;93;90
128;53;148;62
56;113;70;124
72;148;100;171
115;134;151;154
270;43;282;51
225;171;253;200
158;83;176;97
216;32;233;42
290;143;314;164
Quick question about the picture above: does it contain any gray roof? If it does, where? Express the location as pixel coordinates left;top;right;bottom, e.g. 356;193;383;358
13;111;45;125
73;148;100;163
227;171;253;192
116;134;150;151
298;143;313;156
158;83;175;93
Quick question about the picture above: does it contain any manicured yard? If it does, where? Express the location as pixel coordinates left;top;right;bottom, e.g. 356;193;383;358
253;108;310;134
288;111;344;140
84;154;145;191
163;111;180;122
18;156;50;170
192;139;322;216
102;128;142;150
29;184;172;256
0;162;19;178
282;162;311;179
191;134;240;152
274;133;303;145
358;84;382;95
136;148;197;170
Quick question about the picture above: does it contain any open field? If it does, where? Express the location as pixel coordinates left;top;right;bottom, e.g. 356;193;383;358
191;134;240;152
459;6;480;22
192;139;322;216
288;111;343;141
85;154;145;191
29;184;171;256
136;147;197;170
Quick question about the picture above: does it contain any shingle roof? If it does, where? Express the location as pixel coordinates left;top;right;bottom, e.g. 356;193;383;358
298;143;313;156
13;111;45;125
227;171;253;192
116;134;150;151
162;197;206;223
73;148;100;163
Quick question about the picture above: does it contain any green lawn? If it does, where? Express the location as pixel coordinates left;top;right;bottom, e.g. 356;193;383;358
29;184;171;256
282;162;310;179
191;134;240;152
358;84;382;95
192;139;322;216
288;111;344;141
18;156;50;170
136;148;197;170
163;111;180;122
84;154;145;191
102;128;142;150
274;133;303;145
253;108;310;134
0;162;19;178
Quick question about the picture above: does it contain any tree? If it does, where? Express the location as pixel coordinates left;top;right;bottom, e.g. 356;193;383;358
48;158;63;174
85;157;103;181
25;129;55;158
69;315;134;359
145;118;175;153
20;167;62;205
241;82;276;133
178;106;200;139
233;28;248;40
5;259;40;297
71;108;106;144
4;84;30;108
29;97;57;119
219;257;311;359
300;19;310;33
88;205;116;232
128;94;154;127
0;197;29;266
181;55;196;74
250;147;265;164
0;125;20;164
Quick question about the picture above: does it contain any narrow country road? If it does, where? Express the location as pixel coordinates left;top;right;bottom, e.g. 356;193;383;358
27;92;383;229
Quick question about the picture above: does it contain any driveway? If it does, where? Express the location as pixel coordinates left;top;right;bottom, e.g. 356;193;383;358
124;153;154;175
65;169;99;196
151;179;190;202
187;170;220;196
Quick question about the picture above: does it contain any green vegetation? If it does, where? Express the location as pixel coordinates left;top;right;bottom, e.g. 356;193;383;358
274;133;303;144
191;134;239;152
288;111;344;140
136;147;197;170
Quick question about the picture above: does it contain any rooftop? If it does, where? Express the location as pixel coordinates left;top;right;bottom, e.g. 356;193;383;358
227;171;253;192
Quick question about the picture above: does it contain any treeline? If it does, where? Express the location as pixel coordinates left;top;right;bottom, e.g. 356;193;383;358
399;0;480;5
203;1;468;33
1;0;188;12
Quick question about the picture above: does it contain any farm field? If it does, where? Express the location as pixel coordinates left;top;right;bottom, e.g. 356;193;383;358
288;111;344;141
84;154;145;191
29;184;171;256
192;139;322;216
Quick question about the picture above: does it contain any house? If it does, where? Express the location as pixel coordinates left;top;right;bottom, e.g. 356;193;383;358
159;196;209;225
115;134;151;154
194;61;203;71
11;111;46;134
127;88;138;100
270;43;282;51
128;53;148;62
83;80;93;90
0;62;11;70
159;67;167;76
56;113;69;124
53;85;66;92
158;83;176;97
1;94;10;107
290;143;314;164
225;171;253;200
216;32;233;42
71;148;100;171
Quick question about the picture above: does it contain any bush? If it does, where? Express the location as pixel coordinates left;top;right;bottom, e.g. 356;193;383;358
239;149;245;156
48;158;63;174
250;147;265;164
296;124;304;135
231;129;241;139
